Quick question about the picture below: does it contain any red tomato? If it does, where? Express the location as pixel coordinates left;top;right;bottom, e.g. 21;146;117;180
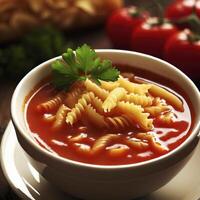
164;29;200;79
131;18;178;58
196;0;200;17
106;6;149;49
165;0;200;24
165;0;195;20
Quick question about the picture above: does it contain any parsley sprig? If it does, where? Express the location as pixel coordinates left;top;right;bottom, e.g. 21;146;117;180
51;44;120;89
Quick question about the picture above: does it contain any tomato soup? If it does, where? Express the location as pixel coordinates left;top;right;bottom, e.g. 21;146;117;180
25;65;193;165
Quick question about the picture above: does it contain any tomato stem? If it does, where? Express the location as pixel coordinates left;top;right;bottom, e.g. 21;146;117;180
187;32;200;42
171;0;200;41
174;13;200;41
128;7;143;18
152;0;164;24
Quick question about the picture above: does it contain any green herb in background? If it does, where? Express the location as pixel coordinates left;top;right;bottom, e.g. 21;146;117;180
52;44;120;90
0;26;72;79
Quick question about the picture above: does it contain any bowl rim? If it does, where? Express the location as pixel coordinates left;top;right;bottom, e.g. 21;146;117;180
11;49;200;170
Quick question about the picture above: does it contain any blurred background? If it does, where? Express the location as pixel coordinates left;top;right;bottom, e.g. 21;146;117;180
0;0;199;199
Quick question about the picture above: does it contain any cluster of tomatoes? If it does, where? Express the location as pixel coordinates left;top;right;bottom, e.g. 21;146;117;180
106;0;200;80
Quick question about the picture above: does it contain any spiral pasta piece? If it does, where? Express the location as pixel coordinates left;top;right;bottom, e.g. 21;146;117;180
103;87;127;112
105;116;131;129
65;88;82;108
91;95;104;114
91;134;120;155
73;143;91;156
107;144;130;157
144;105;170;117
118;76;151;95
117;101;153;131
69;133;88;142
149;84;183;111
80;92;105;114
37;92;64;112
124;93;153;107
84;79;109;100
66;92;93;125
66;103;84;125
158;112;175;124
151;138;168;154
100;80;119;91
53;104;71;129
152;97;161;106
85;104;107;128
126;138;149;151
136;132;153;141
136;133;168;154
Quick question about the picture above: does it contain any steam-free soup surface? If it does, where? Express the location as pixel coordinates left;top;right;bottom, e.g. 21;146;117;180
26;66;193;165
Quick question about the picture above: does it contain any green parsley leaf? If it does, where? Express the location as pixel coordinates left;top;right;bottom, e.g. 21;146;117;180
51;60;79;89
91;60;120;82
76;44;98;73
51;44;120;90
62;49;78;75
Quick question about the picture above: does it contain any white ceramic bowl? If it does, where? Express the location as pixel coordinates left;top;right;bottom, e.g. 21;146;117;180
11;50;200;200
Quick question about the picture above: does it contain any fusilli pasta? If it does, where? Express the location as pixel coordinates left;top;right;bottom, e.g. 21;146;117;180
124;93;153;107
107;144;129;157
126;138;149;151
152;97;161;106
91;134;120;155
100;80;119;91
118;76;151;95
117;101;153;131
85;104;107;128
69;133;88;142
84;79;109;100
136;132;152;141
149;84;183;111
151;139;168;154
144;105;170;117
66;92;93;125
103;87;127;112
91;95;104;114
53;104;71;129
73;143;91;156
136;133;168;153
65;88;82;108
105;116;131;129
37;92;64;112
158;112;175;124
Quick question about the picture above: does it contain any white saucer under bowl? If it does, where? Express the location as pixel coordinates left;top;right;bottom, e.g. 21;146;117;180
1;122;200;200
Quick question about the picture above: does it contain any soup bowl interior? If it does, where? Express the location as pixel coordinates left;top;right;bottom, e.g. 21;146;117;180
11;50;200;200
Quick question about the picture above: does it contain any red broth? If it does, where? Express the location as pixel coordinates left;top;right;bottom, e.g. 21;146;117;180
25;66;193;165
